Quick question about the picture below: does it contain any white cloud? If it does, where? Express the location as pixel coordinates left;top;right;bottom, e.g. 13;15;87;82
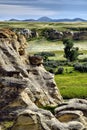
0;4;56;17
0;0;87;20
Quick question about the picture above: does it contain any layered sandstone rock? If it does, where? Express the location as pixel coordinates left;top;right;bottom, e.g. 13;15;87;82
55;99;87;129
0;29;62;129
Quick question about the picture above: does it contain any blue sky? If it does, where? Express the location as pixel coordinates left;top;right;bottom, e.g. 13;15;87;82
0;0;87;20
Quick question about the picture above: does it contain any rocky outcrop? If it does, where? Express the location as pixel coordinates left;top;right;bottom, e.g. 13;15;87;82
12;28;38;39
42;28;63;40
0;28;16;39
12;27;87;41
0;29;87;130
63;31;74;39
0;29;62;128
42;28;87;41
55;99;87;129
29;55;43;66
11;108;85;130
73;31;87;40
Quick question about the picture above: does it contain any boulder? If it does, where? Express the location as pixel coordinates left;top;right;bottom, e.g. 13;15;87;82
29;55;43;66
55;110;83;122
55;98;87;129
42;28;63;40
73;31;87;40
63;31;73;39
13;28;38;39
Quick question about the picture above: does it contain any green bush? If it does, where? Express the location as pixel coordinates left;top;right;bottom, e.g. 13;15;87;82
63;39;79;61
34;52;55;57
49;68;55;74
42;106;57;114
55;67;64;74
74;63;87;72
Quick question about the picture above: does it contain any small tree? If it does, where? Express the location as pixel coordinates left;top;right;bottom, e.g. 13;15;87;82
63;39;79;62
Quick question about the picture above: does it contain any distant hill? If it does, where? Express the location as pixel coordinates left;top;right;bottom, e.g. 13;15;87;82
9;19;20;21
72;18;86;22
9;17;87;22
37;16;52;22
52;18;87;22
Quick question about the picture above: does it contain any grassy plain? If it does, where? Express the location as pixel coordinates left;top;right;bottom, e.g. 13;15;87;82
1;21;87;30
55;67;87;99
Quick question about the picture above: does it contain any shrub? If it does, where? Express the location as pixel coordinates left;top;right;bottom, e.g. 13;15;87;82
55;67;64;74
34;52;55;57
63;39;79;61
42;105;57;114
74;63;87;72
49;68;55;74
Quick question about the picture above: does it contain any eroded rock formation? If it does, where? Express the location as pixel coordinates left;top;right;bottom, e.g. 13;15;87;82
0;29;87;130
42;28;87;41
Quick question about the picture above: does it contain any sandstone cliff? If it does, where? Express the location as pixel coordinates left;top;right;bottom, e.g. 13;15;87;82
0;29;87;130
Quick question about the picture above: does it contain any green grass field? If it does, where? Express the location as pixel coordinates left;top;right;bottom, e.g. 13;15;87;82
1;21;87;30
55;67;87;99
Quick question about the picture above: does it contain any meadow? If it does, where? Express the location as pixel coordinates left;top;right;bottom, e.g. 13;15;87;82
1;21;87;30
0;21;87;99
55;67;87;99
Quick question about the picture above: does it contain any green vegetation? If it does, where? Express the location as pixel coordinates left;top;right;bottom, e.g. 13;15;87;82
74;62;87;72
55;67;87;99
1;21;87;31
42;105;58;114
55;67;64;74
63;39;79;61
1;121;14;130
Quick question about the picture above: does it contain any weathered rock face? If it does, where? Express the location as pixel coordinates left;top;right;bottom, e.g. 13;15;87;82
73;31;87;40
55;99;87;129
11;27;87;41
42;28;87;41
63;31;74;39
43;28;63;40
0;29;87;130
12;28;38;39
0;29;62;128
